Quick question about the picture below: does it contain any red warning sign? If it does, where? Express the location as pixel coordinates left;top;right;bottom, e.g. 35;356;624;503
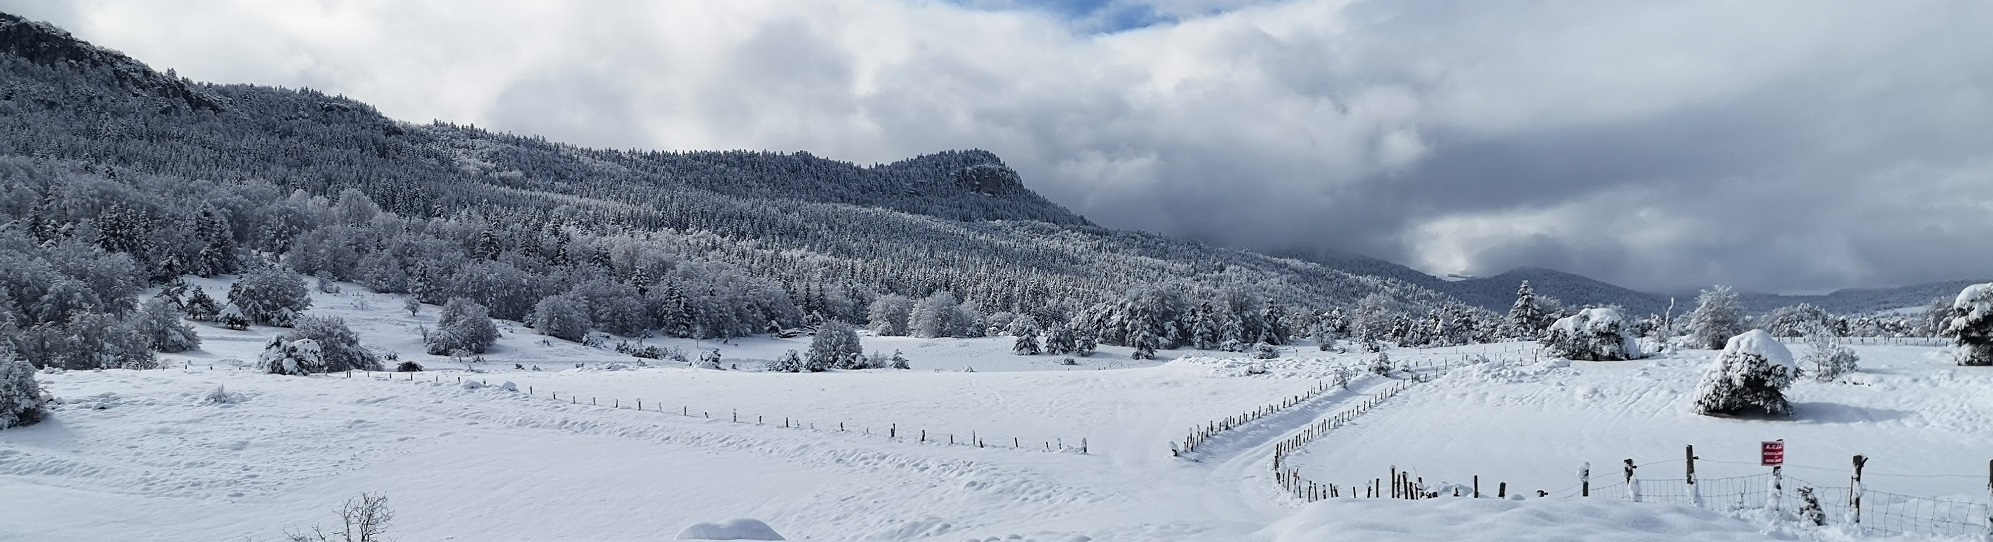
1761;440;1785;466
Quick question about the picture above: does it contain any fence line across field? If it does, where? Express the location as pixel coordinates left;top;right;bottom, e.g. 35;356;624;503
353;368;1089;455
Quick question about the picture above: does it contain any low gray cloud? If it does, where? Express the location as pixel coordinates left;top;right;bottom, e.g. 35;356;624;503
5;0;1989;294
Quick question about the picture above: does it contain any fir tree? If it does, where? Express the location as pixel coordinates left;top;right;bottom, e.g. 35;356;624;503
1507;280;1547;339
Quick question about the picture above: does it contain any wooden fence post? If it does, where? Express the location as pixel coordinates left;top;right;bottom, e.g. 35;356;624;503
1473;475;1480;498
1850;454;1867;526
1498;482;1507;499
1390;466;1399;499
1686;445;1700;508
1581;462;1590;497
1984;459;1991;537
1625;458;1639;502
1769;465;1783;513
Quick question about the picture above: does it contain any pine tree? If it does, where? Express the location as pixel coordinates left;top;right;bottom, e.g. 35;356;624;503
889;349;910;370
183;285;221;322
1012;326;1042;355
770;349;804;372
1507;280;1546;339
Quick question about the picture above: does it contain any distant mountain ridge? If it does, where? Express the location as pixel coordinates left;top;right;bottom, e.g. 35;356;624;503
1288;250;1981;317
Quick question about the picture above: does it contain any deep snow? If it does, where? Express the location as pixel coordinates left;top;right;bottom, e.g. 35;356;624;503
1;277;1987;541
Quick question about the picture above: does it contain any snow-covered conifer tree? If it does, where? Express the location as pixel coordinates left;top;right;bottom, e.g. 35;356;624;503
1042;324;1077;355
1690;330;1798;416
889;349;910;370
770;349;803;373
1011;321;1042;355
1946;283;1993;366
696;349;723;370
1540;307;1642;361
183;285;220;322
1506;281;1547;339
1687;286;1746;350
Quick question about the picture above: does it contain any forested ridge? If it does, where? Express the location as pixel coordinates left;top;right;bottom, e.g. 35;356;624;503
0;12;1499;370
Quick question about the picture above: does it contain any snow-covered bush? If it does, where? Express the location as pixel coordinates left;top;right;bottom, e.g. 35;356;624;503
1944;283;1993;366
135;297;201;353
0;358;45;430
1687;286;1746;350
425;298;498;355
291;316;381;372
695;349;723;370
1801;328;1858;381
259;337;324;376
528;293;592;343
807;320;862;371
1369;351;1393;375
394;360;423;372
1690;330;1798;417
227;267;312;327
865;294;913;336
1540;308;1642;361
1252;343;1280;359
769;349;804;372
202;385;245;405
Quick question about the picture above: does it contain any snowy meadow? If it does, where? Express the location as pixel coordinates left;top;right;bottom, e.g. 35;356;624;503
4;278;1992;541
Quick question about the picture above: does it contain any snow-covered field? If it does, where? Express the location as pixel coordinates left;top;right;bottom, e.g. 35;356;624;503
3;278;1989;541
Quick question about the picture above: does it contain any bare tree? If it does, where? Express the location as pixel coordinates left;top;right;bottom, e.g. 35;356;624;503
288;493;393;542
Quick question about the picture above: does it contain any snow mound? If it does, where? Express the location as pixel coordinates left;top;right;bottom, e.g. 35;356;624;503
1169;356;1353;379
1721;330;1796;371
1261;497;1778;541
675;518;785;540
1448;356;1568;385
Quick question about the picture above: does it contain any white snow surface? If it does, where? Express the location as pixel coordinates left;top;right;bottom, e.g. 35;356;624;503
1;277;1987;541
1725;329;1799;371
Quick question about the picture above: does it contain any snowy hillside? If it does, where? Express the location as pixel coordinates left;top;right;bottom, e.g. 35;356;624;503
4;278;1989;540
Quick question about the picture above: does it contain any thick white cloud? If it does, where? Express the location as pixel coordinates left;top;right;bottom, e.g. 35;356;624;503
4;0;1990;293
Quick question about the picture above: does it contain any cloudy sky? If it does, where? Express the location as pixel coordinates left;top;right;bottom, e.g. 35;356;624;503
5;0;1990;294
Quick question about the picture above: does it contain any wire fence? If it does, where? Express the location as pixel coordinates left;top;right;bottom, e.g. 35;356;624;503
356;369;1091;455
1585;473;1990;538
1834;336;1949;347
1267;356;1484;502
